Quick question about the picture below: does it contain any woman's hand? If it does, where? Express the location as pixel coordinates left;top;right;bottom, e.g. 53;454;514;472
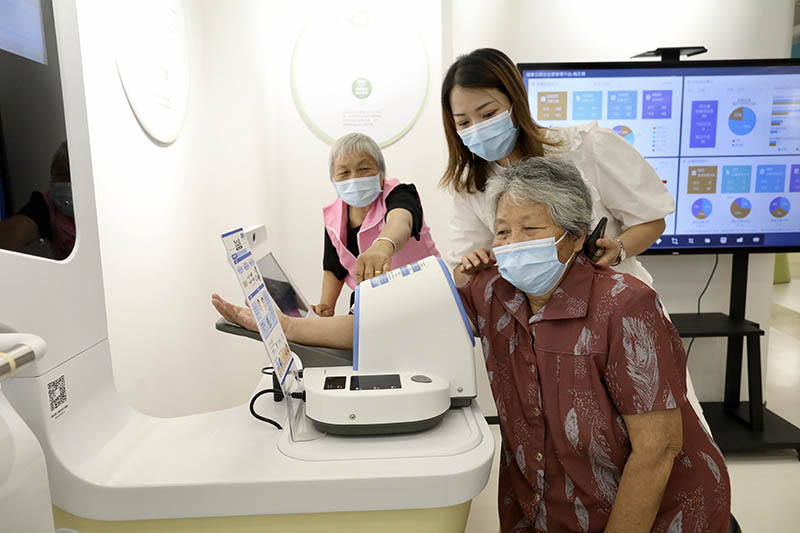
311;303;335;317
459;248;496;274
356;239;394;283
453;248;495;287
211;293;258;332
212;293;296;337
592;236;621;267
592;219;666;268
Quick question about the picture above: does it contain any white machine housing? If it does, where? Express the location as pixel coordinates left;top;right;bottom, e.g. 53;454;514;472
0;2;495;527
303;369;451;433
303;256;477;434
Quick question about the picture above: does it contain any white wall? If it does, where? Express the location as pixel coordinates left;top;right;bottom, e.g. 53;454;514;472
88;0;792;417
449;0;792;62
86;0;445;417
86;0;274;416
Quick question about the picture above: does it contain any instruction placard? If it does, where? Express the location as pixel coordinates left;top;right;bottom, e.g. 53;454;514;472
221;228;294;385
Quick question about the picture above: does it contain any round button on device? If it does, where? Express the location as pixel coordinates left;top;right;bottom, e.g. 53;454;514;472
411;375;433;383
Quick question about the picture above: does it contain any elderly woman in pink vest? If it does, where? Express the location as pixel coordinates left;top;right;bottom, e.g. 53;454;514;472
212;132;439;324
315;132;440;315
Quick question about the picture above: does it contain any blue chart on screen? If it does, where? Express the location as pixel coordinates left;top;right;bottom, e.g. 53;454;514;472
728;106;756;136
770;196;791;218
612;125;635;145
692;198;713;219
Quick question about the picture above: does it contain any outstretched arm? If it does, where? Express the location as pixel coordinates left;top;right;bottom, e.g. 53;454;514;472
212;293;354;349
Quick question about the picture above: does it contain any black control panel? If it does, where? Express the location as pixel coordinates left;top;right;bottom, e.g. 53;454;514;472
323;376;346;390
349;374;402;391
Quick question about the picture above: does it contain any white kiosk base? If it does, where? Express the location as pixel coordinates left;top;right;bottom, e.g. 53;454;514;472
53;502;472;533
4;341;493;532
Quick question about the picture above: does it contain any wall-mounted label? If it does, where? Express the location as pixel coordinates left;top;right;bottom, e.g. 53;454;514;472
48;374;68;420
290;4;429;147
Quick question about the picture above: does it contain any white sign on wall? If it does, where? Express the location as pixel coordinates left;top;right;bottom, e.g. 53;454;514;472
114;0;189;144
290;5;429;147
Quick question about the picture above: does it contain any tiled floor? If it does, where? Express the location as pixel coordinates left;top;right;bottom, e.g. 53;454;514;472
466;254;800;533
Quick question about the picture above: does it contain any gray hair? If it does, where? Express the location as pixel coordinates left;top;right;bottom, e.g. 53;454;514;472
328;133;386;180
486;156;593;239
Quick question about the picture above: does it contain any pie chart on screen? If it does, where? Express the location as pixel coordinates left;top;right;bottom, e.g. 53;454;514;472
692;198;713;219
728;106;756;136
730;197;751;218
770;196;791;218
612;125;635;145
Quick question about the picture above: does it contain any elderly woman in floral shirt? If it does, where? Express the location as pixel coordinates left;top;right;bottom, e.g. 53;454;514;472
454;156;730;532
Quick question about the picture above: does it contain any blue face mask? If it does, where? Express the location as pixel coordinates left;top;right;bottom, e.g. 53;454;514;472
334;174;382;207
493;232;574;296
50;182;74;218
457;108;519;162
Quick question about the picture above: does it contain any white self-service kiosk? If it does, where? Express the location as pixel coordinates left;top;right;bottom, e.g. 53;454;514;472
0;3;494;531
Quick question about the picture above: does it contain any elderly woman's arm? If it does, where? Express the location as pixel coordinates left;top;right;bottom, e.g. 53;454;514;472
282;313;354;349
605;408;683;533
212;293;355;349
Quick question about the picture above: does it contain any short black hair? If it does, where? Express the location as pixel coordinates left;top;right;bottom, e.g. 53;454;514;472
50;141;69;179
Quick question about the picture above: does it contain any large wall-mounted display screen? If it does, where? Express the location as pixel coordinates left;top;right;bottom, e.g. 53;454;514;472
0;0;47;64
518;60;800;254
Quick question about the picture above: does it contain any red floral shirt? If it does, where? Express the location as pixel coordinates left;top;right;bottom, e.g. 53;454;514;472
458;254;730;532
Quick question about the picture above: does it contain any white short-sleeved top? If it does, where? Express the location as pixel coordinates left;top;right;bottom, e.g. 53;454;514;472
445;121;675;286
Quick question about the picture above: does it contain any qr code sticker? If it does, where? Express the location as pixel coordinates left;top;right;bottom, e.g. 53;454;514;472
48;375;67;412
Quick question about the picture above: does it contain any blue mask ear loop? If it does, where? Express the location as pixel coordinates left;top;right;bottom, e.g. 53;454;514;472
545;233;578;295
555;231;577;270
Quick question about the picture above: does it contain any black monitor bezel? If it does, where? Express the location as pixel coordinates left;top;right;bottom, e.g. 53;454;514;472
0;109;8;220
256;251;310;317
517;58;800;255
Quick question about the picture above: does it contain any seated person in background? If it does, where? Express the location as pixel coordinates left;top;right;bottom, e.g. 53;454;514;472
212;132;439;322
215;156;732;533
0;141;75;260
315;132;440;315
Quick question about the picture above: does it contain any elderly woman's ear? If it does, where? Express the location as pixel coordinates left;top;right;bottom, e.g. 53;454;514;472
573;230;587;253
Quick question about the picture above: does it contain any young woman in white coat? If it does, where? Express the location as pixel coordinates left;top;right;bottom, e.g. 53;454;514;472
440;48;708;426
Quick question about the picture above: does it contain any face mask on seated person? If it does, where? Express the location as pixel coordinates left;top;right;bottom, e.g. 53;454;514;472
50;182;74;218
493;232;574;296
457;108;519;162
334;174;382;207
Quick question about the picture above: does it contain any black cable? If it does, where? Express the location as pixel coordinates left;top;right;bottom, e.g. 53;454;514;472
249;388;283;430
686;254;719;359
696;254;719;314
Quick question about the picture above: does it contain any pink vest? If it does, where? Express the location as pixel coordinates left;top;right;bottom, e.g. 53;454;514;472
44;191;76;260
322;178;440;289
